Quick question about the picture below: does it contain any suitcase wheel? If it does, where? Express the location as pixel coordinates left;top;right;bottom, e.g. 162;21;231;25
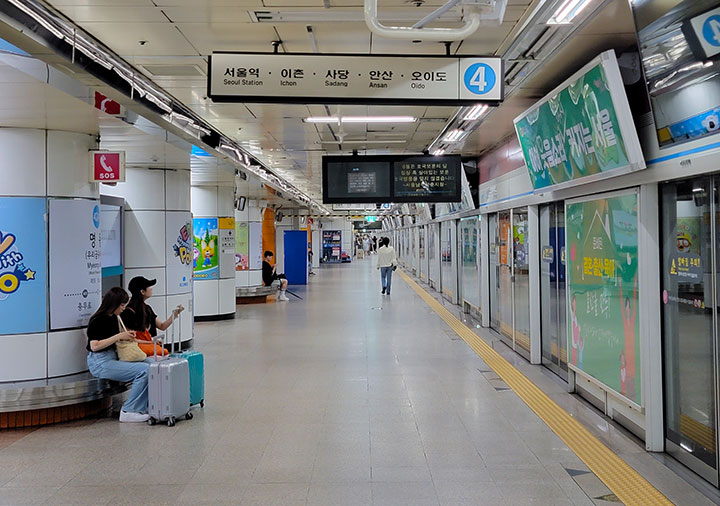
167;417;176;427
200;400;205;408
185;411;193;420
147;418;157;426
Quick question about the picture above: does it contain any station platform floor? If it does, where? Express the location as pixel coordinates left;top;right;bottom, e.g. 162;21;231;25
0;258;718;506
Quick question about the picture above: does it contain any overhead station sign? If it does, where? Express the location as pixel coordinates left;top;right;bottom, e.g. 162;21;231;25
208;52;503;105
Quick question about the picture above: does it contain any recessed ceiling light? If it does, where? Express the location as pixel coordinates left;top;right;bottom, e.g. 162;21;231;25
341;116;416;123
304;117;340;123
462;104;489;121
547;0;595;24
432;149;445;156
442;129;465;142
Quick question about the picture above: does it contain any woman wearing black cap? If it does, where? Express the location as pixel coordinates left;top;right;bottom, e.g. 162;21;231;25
123;276;184;355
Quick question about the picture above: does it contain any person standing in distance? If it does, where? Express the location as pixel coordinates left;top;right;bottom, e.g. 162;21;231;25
377;237;398;295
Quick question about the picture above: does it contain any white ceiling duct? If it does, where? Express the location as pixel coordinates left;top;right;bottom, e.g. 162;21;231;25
363;0;506;41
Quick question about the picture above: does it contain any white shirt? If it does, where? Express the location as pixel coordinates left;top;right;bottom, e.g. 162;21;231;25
376;245;397;268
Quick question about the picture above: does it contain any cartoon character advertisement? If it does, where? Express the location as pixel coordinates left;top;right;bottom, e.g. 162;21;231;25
193;218;219;279
0;198;47;335
166;212;193;294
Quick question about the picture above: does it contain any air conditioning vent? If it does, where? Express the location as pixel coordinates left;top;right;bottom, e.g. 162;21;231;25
140;64;205;77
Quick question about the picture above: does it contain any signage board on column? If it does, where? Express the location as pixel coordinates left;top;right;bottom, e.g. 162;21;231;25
218;217;236;279
0;197;47;335
166;212;193;294
235;221;249;271
193;218;219;280
49;199;102;330
565;190;641;406
249;222;262;270
89;151;125;183
208;53;503;105
514;51;645;192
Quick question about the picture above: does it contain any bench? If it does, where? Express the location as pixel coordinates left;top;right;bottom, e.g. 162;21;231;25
236;285;275;304
0;373;132;428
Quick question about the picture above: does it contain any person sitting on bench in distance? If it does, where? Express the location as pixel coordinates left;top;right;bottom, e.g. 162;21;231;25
86;287;151;423
262;250;289;301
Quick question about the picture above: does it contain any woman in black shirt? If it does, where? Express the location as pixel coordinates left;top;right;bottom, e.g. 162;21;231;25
122;276;184;355
86;287;152;423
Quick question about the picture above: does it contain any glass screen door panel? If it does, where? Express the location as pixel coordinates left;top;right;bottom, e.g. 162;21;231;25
662;177;717;481
489;214;500;331
441;221;456;302
429;223;440;289
419;228;427;281
513;209;530;353
460;217;480;309
497;211;513;342
540;203;568;378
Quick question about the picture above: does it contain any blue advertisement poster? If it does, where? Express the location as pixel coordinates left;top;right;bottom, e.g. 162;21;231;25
193;218;219;280
0;197;47;335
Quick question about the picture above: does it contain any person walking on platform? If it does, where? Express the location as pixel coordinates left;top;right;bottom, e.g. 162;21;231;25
377;236;398;295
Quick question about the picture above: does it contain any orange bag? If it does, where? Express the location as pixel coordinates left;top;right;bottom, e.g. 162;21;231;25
136;329;168;357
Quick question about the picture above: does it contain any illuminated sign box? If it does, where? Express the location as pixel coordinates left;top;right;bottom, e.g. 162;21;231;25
209;53;503;106
513;51;645;192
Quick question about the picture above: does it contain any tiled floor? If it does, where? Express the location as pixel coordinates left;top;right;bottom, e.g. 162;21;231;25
0;259;717;505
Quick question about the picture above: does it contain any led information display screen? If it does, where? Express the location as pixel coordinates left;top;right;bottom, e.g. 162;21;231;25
322;155;461;204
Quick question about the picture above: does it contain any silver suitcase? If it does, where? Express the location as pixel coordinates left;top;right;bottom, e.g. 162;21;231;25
147;335;191;427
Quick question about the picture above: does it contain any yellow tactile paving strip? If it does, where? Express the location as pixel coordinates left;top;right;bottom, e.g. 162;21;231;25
398;270;673;506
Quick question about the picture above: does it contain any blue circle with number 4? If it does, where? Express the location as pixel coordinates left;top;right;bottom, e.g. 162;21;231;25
703;15;720;47
463;63;496;95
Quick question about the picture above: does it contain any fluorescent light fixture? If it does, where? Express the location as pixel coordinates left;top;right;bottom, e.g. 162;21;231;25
305;116;416;123
432;149;445;156
693;187;704;193
305;117;340;123
547;0;594;24
443;129;465;142
340;116;416;123
463;104;489;121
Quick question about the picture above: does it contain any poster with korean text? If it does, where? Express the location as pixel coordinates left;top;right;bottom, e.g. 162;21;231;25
49;199;102;330
566;192;640;405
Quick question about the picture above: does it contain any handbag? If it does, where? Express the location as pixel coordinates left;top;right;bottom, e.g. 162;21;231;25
115;316;146;362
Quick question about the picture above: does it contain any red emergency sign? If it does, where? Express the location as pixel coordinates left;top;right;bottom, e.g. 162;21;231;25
90;151;125;183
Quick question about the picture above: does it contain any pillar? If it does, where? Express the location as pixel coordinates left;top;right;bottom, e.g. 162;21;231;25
0;128;99;381
191;185;236;319
234;199;264;288
100;153;194;346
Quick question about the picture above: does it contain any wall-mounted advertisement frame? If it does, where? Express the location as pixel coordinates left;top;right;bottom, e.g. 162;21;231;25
514;50;645;193
0;197;47;335
565;189;641;408
49;198;103;331
193;218;219;280
166;212;193;294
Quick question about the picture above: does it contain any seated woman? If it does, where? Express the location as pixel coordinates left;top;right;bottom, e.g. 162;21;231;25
86;287;151;423
122;276;184;356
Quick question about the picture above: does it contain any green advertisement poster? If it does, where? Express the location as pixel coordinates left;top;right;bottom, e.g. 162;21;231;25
235;221;249;271
566;193;641;405
514;59;631;191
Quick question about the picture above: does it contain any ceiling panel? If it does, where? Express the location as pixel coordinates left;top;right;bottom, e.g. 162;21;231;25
80;22;198;56
160;7;253;23
174;23;278;54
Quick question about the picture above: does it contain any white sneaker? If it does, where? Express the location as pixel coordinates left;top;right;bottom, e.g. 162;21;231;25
119;411;150;423
279;293;289;301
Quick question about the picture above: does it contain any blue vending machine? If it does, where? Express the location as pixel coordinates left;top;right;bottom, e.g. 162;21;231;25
284;230;308;285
